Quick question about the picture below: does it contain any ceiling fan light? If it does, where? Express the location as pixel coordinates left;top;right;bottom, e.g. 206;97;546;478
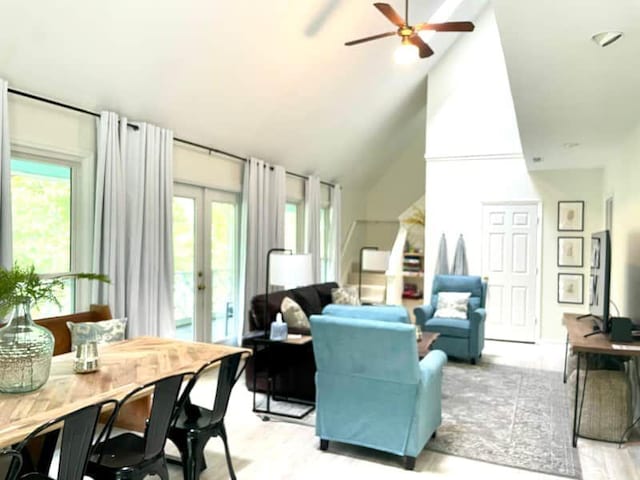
394;40;419;65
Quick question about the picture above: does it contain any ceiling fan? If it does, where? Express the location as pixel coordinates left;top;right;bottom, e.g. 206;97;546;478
345;1;475;63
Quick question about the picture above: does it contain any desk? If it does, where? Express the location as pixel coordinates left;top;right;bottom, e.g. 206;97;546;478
563;313;640;446
0;337;250;448
248;335;315;420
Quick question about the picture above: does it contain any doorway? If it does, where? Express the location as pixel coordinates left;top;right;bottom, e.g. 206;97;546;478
481;202;540;342
172;183;240;343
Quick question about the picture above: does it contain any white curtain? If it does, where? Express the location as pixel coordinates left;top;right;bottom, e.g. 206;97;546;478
327;184;342;283
239;158;286;343
125;123;174;338
92;112;127;317
451;234;469;275
93;114;174;337
305;175;322;283
0;79;12;268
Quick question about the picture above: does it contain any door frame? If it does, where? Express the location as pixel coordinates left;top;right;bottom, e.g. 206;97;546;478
481;200;543;342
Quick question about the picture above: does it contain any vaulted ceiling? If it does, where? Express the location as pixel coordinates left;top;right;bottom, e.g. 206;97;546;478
0;0;484;187
493;0;640;170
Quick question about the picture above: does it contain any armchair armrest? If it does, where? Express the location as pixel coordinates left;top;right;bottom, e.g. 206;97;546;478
419;350;447;383
470;307;486;323
414;304;435;330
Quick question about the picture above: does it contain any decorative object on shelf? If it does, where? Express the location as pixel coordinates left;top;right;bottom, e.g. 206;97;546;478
589;274;598;306
0;264;109;393
269;312;288;341
557;201;584;232
591;237;601;268
558;273;584;304
557;236;584;267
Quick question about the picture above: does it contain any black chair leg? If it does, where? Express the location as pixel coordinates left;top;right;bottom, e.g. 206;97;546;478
185;437;206;480
219;424;237;480
404;456;416;470
320;439;329;451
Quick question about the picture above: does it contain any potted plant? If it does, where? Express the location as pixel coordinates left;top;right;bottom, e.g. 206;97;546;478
0;263;109;393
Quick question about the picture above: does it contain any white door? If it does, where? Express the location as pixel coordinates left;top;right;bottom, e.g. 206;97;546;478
482;203;539;342
172;183;240;343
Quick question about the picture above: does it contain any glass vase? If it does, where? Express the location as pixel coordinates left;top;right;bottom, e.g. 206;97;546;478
0;299;54;393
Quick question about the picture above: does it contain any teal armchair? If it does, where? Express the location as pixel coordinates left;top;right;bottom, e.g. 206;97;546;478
310;314;447;470
414;275;487;364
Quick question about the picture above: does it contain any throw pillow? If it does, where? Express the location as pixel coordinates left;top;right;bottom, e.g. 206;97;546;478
434;292;471;319
280;297;310;331
331;286;361;306
67;318;128;351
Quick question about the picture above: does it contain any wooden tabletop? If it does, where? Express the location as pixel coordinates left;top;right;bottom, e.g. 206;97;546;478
0;336;250;448
564;313;640;357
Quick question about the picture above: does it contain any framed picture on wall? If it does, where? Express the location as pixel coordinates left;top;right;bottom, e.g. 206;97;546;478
557;237;584;267
557;201;584;231
558;273;584;304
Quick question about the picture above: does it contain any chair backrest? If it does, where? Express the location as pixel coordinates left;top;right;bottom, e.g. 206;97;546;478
16;400;116;480
101;373;185;462
175;352;243;427
0;450;21;480
310;315;419;384
430;275;486;315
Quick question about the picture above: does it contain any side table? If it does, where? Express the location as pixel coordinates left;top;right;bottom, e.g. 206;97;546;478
247;334;315;420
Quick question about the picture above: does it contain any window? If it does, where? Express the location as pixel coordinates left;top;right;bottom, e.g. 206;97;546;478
285;202;299;253
11;158;74;317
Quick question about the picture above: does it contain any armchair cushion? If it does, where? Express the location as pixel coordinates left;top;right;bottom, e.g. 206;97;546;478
434;292;471;319
424;317;471;338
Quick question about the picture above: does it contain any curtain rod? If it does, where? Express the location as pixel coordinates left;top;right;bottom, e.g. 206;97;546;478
7;86;335;188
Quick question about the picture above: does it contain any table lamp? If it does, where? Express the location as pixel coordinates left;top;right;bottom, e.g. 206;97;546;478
264;249;313;338
359;247;391;303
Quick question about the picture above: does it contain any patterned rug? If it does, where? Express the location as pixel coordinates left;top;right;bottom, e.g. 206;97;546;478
428;362;581;478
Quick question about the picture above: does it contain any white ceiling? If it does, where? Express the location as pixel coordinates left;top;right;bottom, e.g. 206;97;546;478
493;0;640;170
0;0;484;187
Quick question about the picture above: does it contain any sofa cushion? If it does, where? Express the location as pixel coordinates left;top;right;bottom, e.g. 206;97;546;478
331;286;360;305
322;304;409;323
281;297;311;331
292;286;323;316
250;290;291;331
67;318;128;351
425;317;471;338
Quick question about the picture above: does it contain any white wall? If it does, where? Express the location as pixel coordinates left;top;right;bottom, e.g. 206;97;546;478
425;159;603;341
425;7;522;161
173;145;243;193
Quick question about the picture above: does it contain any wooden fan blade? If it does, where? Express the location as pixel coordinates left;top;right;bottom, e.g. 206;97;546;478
374;3;405;27
409;35;434;58
345;31;397;46
415;21;475;32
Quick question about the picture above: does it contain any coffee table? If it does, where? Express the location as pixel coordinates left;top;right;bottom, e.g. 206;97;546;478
417;332;440;359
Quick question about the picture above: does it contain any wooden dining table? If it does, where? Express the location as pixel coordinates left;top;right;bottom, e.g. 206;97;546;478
0;336;251;449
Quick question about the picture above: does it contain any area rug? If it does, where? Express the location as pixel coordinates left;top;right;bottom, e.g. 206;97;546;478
428;362;581;479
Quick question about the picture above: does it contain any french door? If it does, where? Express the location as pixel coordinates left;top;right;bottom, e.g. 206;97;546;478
172;183;240;343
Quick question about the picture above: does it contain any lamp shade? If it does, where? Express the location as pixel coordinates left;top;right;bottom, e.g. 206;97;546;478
362;250;391;272
269;253;313;288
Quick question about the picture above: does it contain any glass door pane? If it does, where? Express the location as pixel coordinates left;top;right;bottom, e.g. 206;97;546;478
209;200;238;341
172;195;197;341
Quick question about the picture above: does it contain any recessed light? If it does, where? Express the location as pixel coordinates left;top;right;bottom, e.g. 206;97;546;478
563;142;580;149
592;31;623;48
532;156;542;163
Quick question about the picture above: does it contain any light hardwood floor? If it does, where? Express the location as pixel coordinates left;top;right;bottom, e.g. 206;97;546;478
166;340;640;480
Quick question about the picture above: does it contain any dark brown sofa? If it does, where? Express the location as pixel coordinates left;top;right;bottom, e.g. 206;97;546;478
243;282;338;402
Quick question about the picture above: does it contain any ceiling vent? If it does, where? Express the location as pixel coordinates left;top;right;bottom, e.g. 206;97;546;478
592;32;623;48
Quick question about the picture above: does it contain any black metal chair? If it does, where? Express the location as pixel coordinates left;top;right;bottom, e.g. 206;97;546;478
0;450;22;480
168;352;243;480
86;373;186;480
14;400;117;480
